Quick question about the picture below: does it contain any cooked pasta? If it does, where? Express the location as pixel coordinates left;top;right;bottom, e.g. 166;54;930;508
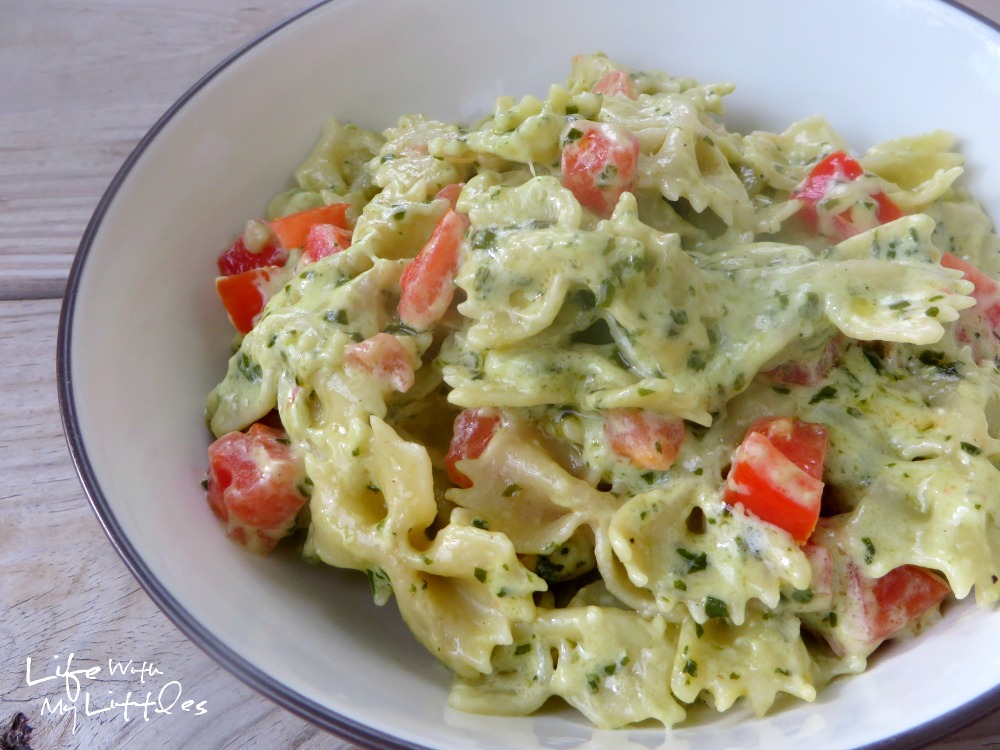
203;53;1000;728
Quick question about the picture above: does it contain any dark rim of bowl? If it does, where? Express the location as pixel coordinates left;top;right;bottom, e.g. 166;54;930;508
54;2;425;748
56;1;1000;748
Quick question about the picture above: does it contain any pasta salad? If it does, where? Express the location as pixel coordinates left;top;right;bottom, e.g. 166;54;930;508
203;54;1000;728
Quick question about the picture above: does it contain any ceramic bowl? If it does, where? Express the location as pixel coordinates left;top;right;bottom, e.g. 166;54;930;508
59;1;1000;748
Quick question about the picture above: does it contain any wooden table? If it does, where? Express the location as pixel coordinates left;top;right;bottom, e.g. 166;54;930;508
2;1;999;748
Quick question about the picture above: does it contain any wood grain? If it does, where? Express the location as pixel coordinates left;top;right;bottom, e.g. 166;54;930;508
2;1;1000;749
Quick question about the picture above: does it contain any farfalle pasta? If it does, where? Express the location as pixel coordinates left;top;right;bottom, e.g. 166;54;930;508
203;54;1000;728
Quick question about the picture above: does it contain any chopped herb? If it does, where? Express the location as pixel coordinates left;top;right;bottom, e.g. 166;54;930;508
514;643;531;656
687;351;707;372
677;547;708;573
474;567;487;583
862;537;876;564
237;352;263;382
384;321;419;336
961;442;982;456
502;483;522;497
297;475;314;498
472;518;489;530
790;587;815;604
323;309;348;325
705;596;729;619
682;658;698;676
809;385;837;404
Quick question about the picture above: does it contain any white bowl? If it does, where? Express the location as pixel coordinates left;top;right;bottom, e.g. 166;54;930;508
58;1;1000;748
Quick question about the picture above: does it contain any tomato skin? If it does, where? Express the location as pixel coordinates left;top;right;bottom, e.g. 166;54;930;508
206;423;309;554
217;234;288;276
560;120;640;217
592;70;637;99
791;151;902;241
434;182;465;209
604;408;685;471
398;209;468;330
302;223;352;264
215;266;285;335
269;202;350;250
723;417;828;544
862;564;950;642
940;252;1000;363
445;408;501;488
747;417;828;481
344;332;416;392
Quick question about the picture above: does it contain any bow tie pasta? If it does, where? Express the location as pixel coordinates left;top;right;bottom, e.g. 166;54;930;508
203;53;1000;729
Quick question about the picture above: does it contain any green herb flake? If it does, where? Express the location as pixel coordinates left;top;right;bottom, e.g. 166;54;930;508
237;352;263;382
862;537;876;564
677;547;708;573
790;587;815;604
809;385;837;404
474;567;488;583
323;309;348;325
961;441;983;456
514;643;531;656
705;596;729;619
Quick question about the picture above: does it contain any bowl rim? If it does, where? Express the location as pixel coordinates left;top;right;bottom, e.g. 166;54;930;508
55;1;1000;748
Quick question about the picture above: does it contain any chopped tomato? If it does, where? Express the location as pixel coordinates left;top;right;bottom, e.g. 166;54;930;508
303;223;352;264
941;252;1000;363
604;408;685;471
434;182;465;209
344;332;416;392
820;559;950;654
215;265;287;334
397;209;468;330
862;564;950;642
560;120;640;217
791;151;903;241
592;70;637;99
723;417;828;544
269;203;350;250
760;337;843;386
206;423;309;554
445;408;500;488
217;234;288;276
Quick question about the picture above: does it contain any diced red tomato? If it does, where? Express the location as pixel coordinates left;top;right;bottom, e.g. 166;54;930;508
344;332;416;392
940;252;1000;363
560;120;640;217
791;151;903;241
302;223;352;264
269;203;350;250
206;423;309;554
760;337;843;386
592;70;637;99
215;265;287;334
604;408;685;471
445;408;501;488
723;417;828;544
397;209;468;330
819;560;951;655
862;564;950;642
434;182;465;209
217;234;288;276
